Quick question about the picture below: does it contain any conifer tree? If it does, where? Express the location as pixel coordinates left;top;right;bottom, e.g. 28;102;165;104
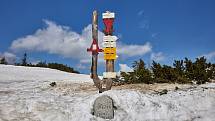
21;53;27;66
0;57;8;65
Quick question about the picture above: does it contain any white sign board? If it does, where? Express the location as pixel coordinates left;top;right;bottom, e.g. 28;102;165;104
103;72;117;78
103;42;116;48
102;12;115;19
103;36;118;42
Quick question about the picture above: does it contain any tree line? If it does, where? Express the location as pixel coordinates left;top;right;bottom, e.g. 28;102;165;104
2;53;215;84
0;53;79;74
120;57;215;84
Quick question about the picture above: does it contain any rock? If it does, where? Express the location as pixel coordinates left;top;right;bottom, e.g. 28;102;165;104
93;95;114;119
50;82;56;87
175;86;179;90
159;89;168;95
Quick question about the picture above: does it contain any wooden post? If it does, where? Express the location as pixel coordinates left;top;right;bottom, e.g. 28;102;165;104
87;11;117;92
102;11;116;91
92;11;98;77
106;60;114;72
92;11;98;42
90;10;102;92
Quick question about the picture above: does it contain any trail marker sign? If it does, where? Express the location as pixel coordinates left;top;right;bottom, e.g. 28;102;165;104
93;95;114;119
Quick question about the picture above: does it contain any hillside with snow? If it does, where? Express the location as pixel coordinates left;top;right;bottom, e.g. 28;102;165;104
0;64;215;121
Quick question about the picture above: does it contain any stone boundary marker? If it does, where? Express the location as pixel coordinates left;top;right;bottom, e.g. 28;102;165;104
93;95;114;119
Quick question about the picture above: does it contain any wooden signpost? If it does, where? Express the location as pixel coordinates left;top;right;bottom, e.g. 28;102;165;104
102;11;118;80
87;10;117;92
88;11;117;119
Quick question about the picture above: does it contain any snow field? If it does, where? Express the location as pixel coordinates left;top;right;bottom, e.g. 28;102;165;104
0;64;215;121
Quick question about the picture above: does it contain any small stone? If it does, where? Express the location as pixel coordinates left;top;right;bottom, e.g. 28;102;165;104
175;86;179;90
159;89;168;95
50;82;56;87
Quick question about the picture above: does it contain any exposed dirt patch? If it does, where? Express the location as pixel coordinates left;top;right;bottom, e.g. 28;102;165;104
52;81;193;94
112;83;192;93
52;82;97;94
0;90;14;95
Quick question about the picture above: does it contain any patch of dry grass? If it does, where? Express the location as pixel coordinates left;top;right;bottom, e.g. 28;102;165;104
50;80;194;94
112;83;192;93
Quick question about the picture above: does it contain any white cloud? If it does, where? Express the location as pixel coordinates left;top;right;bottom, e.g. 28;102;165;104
118;42;152;57
10;20;101;63
150;52;165;62
10;19;152;64
119;63;133;72
31;60;41;65
0;52;16;64
76;63;88;69
202;51;215;61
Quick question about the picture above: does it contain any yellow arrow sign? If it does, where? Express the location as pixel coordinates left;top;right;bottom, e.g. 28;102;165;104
103;48;116;54
104;53;117;60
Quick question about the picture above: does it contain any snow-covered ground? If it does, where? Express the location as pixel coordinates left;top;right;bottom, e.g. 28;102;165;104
0;64;215;121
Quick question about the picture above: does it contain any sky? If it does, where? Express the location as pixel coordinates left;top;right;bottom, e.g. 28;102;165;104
0;0;215;74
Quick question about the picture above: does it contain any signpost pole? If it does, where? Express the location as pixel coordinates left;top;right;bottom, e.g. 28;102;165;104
102;11;117;90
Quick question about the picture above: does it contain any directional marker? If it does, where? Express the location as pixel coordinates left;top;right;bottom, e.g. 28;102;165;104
103;36;118;42
102;11;115;19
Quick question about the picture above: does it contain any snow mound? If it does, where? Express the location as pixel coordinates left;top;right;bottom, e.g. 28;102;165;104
0;64;215;121
0;64;92;83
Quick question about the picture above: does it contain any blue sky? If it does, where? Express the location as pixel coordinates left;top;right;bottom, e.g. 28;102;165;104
0;0;215;74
